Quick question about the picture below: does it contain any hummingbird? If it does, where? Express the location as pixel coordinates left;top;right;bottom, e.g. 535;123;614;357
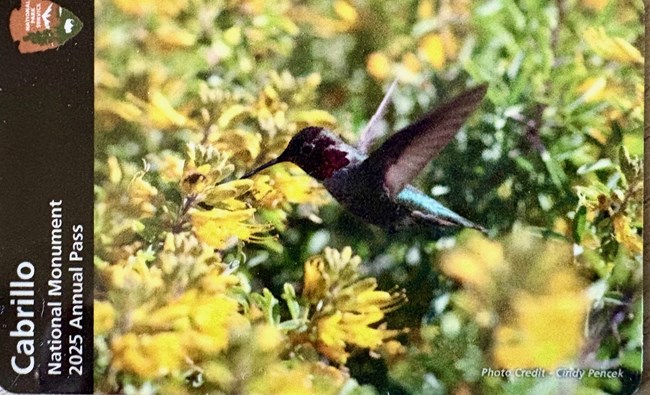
242;82;488;233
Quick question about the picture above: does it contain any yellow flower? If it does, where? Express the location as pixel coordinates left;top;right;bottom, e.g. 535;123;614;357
316;311;350;361
128;172;158;216
442;232;589;369
333;0;358;31
612;213;643;253
129;175;158;198
122;90;195;130
245;362;338;395
303;254;329;303
111;332;186;378
440;234;507;292
202;361;237;389
440;29;459;60
317;311;400;363
253;324;284;352
419;33;446;70
324;245;360;273
178;145;273;248
130;288;250;357
290;109;338;127
103;253;164;293
418;0;435;19
334;0;358;24
155;22;197;48
156;232;224;277
223;26;243;46
181;164;213;195
247;167;329;228
112;0;189;17
107;156;122;184
367;52;392;80
203;179;254;206
256;167;330;207
147;90;192;128
94;60;119;88
581;0;609;11
217;104;249;129
493;273;589;369
209;129;262;166
338;278;403;314
402;52;422;74
190;207;270;249
382;339;407;357
94;300;116;336
301;247;406;364
200;269;242;295
583;27;643;64
577;76;608;102
186;293;250;355
180;147;254;206
158;152;185;183
96;98;143;122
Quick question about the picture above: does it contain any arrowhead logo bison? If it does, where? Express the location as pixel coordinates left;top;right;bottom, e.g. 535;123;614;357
9;0;83;53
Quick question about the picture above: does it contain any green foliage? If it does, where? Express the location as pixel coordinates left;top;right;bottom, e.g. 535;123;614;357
23;29;56;45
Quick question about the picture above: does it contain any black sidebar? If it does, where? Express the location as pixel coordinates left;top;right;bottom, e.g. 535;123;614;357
0;0;93;393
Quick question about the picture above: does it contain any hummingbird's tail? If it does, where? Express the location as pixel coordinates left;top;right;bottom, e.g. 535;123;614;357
397;186;487;234
470;222;488;234
411;209;487;234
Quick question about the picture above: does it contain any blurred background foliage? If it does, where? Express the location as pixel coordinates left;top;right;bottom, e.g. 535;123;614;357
94;0;643;394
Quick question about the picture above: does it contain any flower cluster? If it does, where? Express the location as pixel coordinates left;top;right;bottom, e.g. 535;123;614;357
94;241;403;394
297;247;407;364
365;0;469;82
439;232;589;369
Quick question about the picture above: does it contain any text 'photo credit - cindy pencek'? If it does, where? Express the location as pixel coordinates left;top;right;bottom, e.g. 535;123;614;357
481;367;628;380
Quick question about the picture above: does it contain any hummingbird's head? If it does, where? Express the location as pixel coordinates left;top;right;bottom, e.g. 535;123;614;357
242;126;351;180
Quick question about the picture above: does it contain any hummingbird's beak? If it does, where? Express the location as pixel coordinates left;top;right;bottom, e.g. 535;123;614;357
240;156;285;179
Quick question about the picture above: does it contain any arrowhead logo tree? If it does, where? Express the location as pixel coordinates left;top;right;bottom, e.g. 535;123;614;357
9;0;83;53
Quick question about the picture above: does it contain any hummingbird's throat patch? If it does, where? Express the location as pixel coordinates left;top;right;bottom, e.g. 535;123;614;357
319;147;350;179
299;134;350;180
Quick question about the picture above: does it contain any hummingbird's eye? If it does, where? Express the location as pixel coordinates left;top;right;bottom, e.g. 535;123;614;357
301;144;314;155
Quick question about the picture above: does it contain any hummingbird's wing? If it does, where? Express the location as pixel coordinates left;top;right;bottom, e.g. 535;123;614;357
362;84;488;198
357;79;398;154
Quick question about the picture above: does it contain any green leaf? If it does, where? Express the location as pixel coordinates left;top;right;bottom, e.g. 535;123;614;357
251;289;280;325
276;319;301;331
618;146;641;186
620;350;642;371
573;206;587;243
576;159;613;175
281;283;301;320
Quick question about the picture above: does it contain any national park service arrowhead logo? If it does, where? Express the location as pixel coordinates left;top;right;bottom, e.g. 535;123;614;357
9;0;83;53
